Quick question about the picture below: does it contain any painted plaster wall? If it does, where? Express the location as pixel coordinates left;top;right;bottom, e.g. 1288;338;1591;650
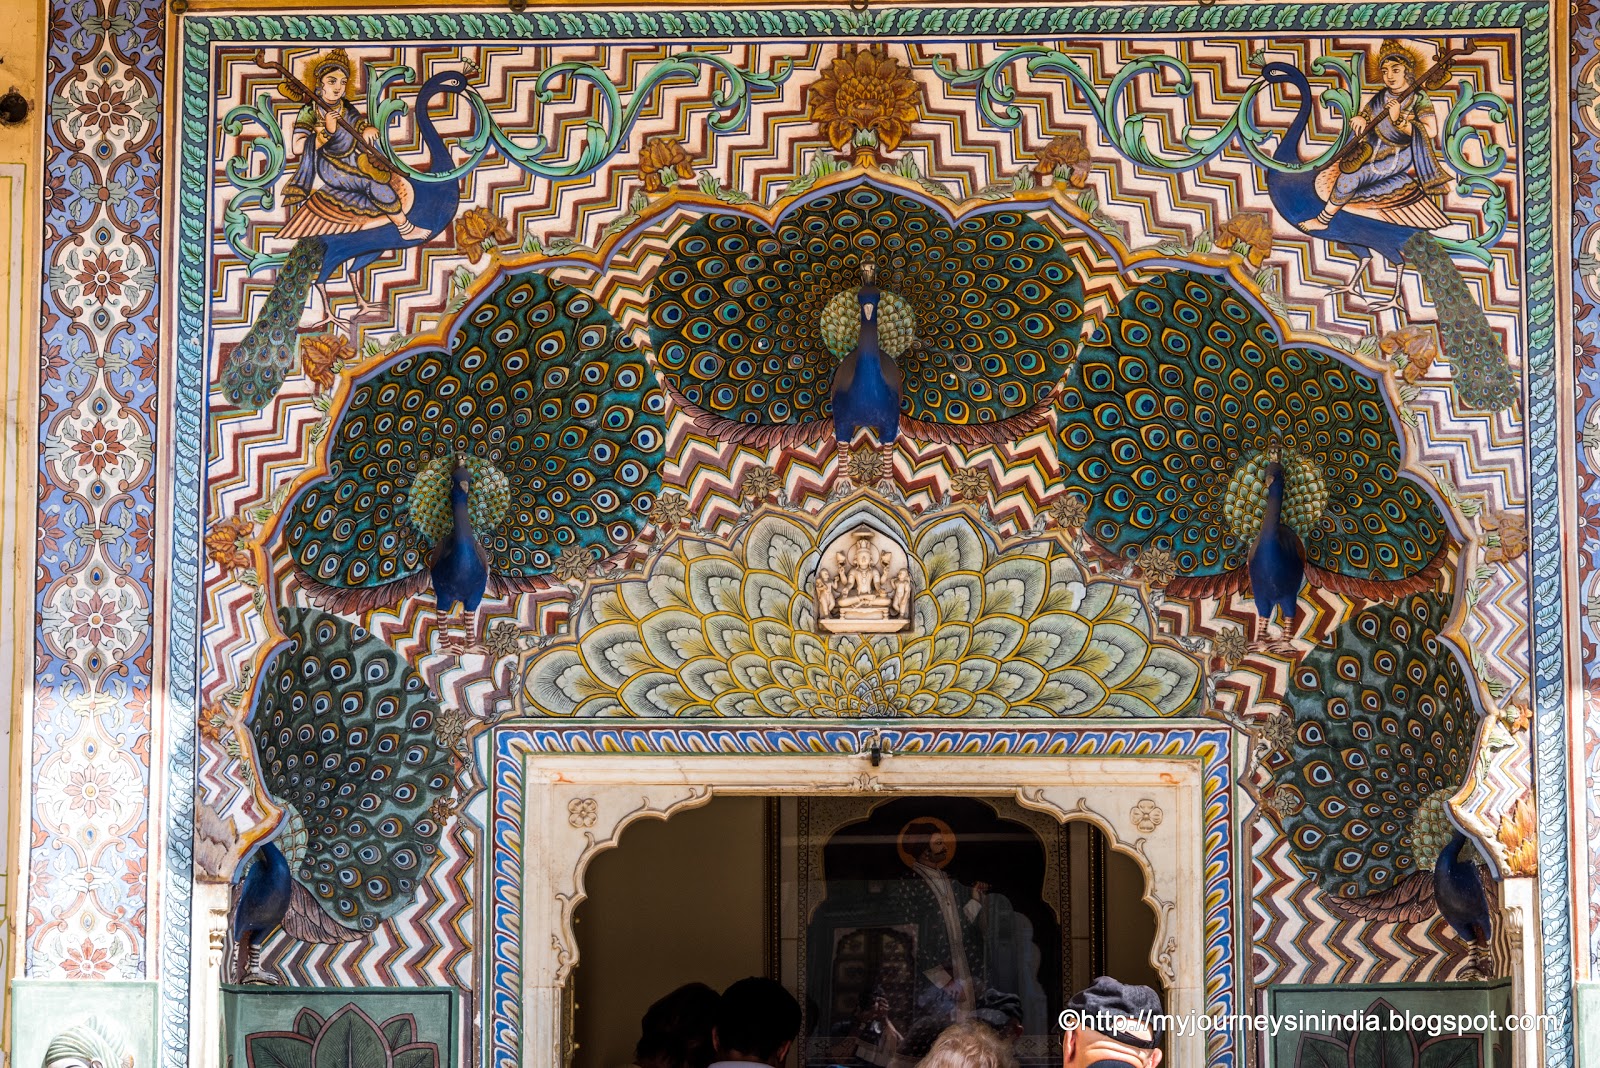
0;2;1587;1068
1;1;46;1062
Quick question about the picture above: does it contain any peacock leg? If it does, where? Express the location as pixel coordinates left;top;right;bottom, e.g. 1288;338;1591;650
1461;940;1494;980
306;282;347;331
348;267;385;324
1365;265;1407;315
1322;256;1373;300
240;943;280;986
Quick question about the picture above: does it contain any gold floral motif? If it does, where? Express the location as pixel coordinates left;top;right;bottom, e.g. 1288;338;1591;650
1047;492;1088;529
433;707;468;751
554;546;597;582
1213;626;1249;668
1481;507;1527;564
637;136;695;193
428;796;458;823
1496;792;1537;876
650;493;690;529
1262;784;1305;819
1135;546;1177;588
1032;132;1091;187
299;333;353;395
948;466;991;502
808;46;922;159
742;465;780;502
848;446;886;486
204;515;255;573
484;620;524;660
1215;211;1274;268
455;206;514;262
1378;325;1440;385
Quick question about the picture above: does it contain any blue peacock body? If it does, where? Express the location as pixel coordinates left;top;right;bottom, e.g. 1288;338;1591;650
249;606;452;933
1058;269;1452;603
648;181;1085;447
284;271;665;612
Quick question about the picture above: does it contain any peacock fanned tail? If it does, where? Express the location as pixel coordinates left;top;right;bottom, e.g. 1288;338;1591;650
648;182;1084;444
250;607;452;932
1059;269;1452;599
283;271;666;612
1401;232;1518;412
221;237;326;410
1264;592;1479;907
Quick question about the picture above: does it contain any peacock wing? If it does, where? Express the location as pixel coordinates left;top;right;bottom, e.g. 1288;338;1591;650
647;182;1082;445
285;271;667;610
1060;270;1450;596
1321;870;1437;923
249;607;454;931
1265;593;1479;902
280;880;366;944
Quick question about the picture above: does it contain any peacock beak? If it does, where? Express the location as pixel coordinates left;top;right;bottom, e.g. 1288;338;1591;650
863;303;876;321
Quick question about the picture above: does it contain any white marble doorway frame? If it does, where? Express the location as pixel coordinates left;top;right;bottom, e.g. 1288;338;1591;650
483;724;1242;1068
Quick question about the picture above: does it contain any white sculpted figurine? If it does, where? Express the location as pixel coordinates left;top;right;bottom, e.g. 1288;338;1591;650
817;529;912;634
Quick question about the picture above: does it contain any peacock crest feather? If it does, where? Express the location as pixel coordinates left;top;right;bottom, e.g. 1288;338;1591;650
821;287;917;358
284;271;666;613
406;453;512;543
1059;269;1450;601
250;606;452;930
1263;592;1478;901
649;181;1084;443
1221;448;1329;543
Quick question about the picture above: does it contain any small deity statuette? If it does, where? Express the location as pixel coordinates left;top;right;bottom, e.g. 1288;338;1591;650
816;528;912;634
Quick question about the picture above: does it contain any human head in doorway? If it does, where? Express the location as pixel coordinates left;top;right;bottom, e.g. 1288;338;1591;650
635;982;720;1068
915;1020;1019;1068
1061;976;1164;1068
710;977;802;1066
903;819;950;866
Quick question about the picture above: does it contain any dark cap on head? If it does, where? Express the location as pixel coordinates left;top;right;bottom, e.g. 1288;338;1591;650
974;989;1024;1031
1066;976;1164;1050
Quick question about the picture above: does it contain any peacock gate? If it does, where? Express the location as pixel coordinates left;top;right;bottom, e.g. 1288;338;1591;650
17;0;1600;1066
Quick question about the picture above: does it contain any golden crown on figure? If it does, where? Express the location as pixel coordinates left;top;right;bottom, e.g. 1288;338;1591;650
1371;39;1424;78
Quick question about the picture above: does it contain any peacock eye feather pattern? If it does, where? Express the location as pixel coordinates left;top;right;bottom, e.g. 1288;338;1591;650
283;271;666;613
249;607;453;934
648;181;1085;448
1058;269;1452;604
1263;592;1478;905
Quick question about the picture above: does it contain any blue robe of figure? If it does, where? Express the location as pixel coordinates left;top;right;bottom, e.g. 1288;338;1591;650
1248;462;1305;626
831;280;903;446
1434;831;1494;943
232;841;292;983
430;465;490;617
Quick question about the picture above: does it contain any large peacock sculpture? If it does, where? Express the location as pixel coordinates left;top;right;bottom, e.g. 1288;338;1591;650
1057;269;1453;643
649;182;1085;448
220;69;474;412
1260;61;1518;412
230;607;452;980
1260;592;1483;925
282;271;666;636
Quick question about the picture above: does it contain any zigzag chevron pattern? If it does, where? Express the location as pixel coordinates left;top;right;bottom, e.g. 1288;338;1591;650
195;34;1536;998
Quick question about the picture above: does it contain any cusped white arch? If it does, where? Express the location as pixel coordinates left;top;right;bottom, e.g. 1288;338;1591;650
487;724;1239;1068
